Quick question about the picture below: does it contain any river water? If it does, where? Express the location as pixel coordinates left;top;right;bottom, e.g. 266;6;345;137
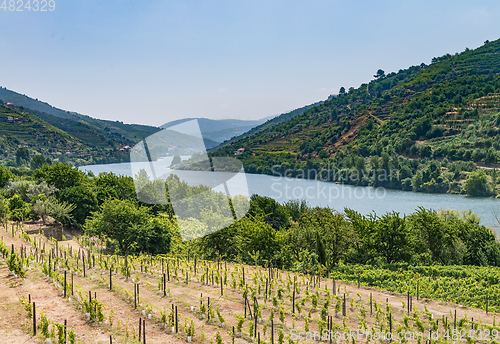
80;158;500;232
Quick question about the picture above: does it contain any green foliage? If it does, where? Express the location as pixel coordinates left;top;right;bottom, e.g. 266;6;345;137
0;194;8;219
185;318;195;337
199;214;281;266
68;330;76;344
7;251;25;277
8;194;31;221
201;200;500;269
84;199;175;254
248;195;290;230
35;163;85;190
170;155;181;167
38;312;50;338
46;198;76;225
331;263;500;312
58;185;98;227
465;169;492;197
315;230;326;267
15;147;30;166
0;165;14;188
30;154;51;170
93;172;137;205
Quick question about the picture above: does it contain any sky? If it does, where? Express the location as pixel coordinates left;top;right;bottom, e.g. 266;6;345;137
1;0;500;127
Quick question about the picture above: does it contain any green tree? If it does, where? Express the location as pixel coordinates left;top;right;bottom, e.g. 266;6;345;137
35;163;85;190
235;215;281;265
32;197;50;224
0;166;14;188
249;195;290;230
374;69;385;79
58;185;98;227
411;171;423;192
464;170;491;197
408;207;457;264
84;199;175;254
0;195;8;219
373;212;410;263
15;147;30;166
315;230;327;267
170;155;182;167
34;197;75;225
8;194;31;222
26;181;58;201
30;154;51;170
300;208;354;268
93;172;137;206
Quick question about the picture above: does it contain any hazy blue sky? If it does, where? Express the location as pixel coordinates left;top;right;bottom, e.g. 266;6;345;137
1;0;499;126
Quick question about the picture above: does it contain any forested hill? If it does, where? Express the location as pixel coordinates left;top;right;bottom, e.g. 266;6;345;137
213;39;500;197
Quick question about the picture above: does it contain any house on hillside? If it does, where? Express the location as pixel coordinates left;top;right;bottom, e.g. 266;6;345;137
5;103;15;108
119;145;132;152
7;116;13;121
235;148;245;155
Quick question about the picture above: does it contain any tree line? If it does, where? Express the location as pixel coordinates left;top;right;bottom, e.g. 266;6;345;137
2;163;498;273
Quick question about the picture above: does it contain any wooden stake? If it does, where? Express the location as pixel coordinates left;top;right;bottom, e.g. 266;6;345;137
271;319;274;344
175;306;178;333
370;293;372;316
33;302;36;336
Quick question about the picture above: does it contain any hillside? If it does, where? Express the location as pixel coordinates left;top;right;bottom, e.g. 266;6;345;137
0;87;162;150
0;88;166;166
212;100;324;151
212;39;500;197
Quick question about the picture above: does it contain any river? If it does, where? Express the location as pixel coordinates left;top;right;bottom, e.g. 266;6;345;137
80;158;500;232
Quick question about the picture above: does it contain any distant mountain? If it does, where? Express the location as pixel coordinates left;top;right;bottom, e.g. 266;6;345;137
161;117;269;144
